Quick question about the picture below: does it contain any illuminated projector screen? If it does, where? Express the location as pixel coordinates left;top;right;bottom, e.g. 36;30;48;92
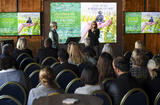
0;12;40;36
50;2;117;43
125;12;160;33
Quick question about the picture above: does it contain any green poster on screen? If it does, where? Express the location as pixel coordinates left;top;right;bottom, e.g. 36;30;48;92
125;12;141;33
0;13;18;35
50;3;81;43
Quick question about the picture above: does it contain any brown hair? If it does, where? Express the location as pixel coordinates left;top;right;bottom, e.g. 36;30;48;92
39;67;55;88
69;43;86;65
97;52;114;83
91;21;98;30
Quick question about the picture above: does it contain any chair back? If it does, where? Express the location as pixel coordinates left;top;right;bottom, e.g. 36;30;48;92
50;62;60;69
0;95;21;105
48;92;60;96
19;57;34;70
16;53;31;69
55;69;78;90
0;82;27;105
29;70;40;88
91;90;112;105
120;88;149;105
41;57;57;66
154;91;160;105
65;78;84;93
24;63;40;76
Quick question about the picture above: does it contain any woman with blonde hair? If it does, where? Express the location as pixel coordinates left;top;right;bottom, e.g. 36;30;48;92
101;43;113;57
27;67;63;105
145;56;160;104
13;37;33;59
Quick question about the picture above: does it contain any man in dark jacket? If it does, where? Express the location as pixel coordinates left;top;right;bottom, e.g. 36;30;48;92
35;38;57;64
105;56;139;105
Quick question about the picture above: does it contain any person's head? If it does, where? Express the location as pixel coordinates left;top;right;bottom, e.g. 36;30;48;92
58;48;69;63
131;49;148;66
50;22;57;30
84;37;92;47
81;63;98;85
147;59;160;80
39;66;55;88
97;52;114;83
101;44;113;57
0;56;15;70
69;43;86;65
16;37;28;50
135;40;144;49
1;44;13;56
44;38;52;48
113;56;130;76
91;21;98;29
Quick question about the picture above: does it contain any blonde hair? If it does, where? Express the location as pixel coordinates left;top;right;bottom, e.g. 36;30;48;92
147;59;160;79
135;40;144;49
69;43;86;65
16;37;27;50
39;67;55;88
101;44;113;57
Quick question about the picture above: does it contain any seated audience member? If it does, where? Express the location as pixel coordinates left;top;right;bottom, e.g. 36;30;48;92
101;43;114;57
105;57;140;105
0;56;30;91
75;64;101;95
35;38;58;64
52;48;79;76
144;57;160;104
97;52;115;84
134;40;153;59
131;49;149;85
0;44;13;59
68;43;87;74
27;67;63;105
12;37;33;59
82;37;97;65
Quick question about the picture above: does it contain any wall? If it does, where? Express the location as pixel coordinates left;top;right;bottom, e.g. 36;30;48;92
123;0;160;54
0;0;42;56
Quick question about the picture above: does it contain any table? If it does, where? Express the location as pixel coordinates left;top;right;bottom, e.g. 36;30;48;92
33;94;103;105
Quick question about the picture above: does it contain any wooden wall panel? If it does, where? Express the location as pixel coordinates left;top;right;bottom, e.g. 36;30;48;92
0;0;17;12
19;0;41;12
145;0;160;54
122;0;145;53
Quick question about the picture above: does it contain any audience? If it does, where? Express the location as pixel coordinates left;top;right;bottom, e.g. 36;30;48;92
131;49;149;84
144;57;160;104
52;48;79;76
75;64;101;95
27;67;63;105
0;44;13;59
35;38;58;64
105;56;140;105
13;37;33;59
0;56;30;91
101;43;114;57
97;52;115;84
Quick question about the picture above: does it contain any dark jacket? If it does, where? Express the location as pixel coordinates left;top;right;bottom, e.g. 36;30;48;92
35;47;57;64
52;62;79;77
88;29;100;46
105;73;140;105
12;48;33;59
49;30;59;49
144;71;160;104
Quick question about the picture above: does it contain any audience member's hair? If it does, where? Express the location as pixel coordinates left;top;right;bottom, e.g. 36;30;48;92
39;66;55;88
44;38;52;48
97;52;114;83
0;56;15;70
1;44;13;55
131;49;148;66
84;37;92;47
135;40;144;49
147;58;160;80
101;44;113;57
113;56;130;72
69;43;86;65
81;63;98;85
58;48;69;62
16;37;28;50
